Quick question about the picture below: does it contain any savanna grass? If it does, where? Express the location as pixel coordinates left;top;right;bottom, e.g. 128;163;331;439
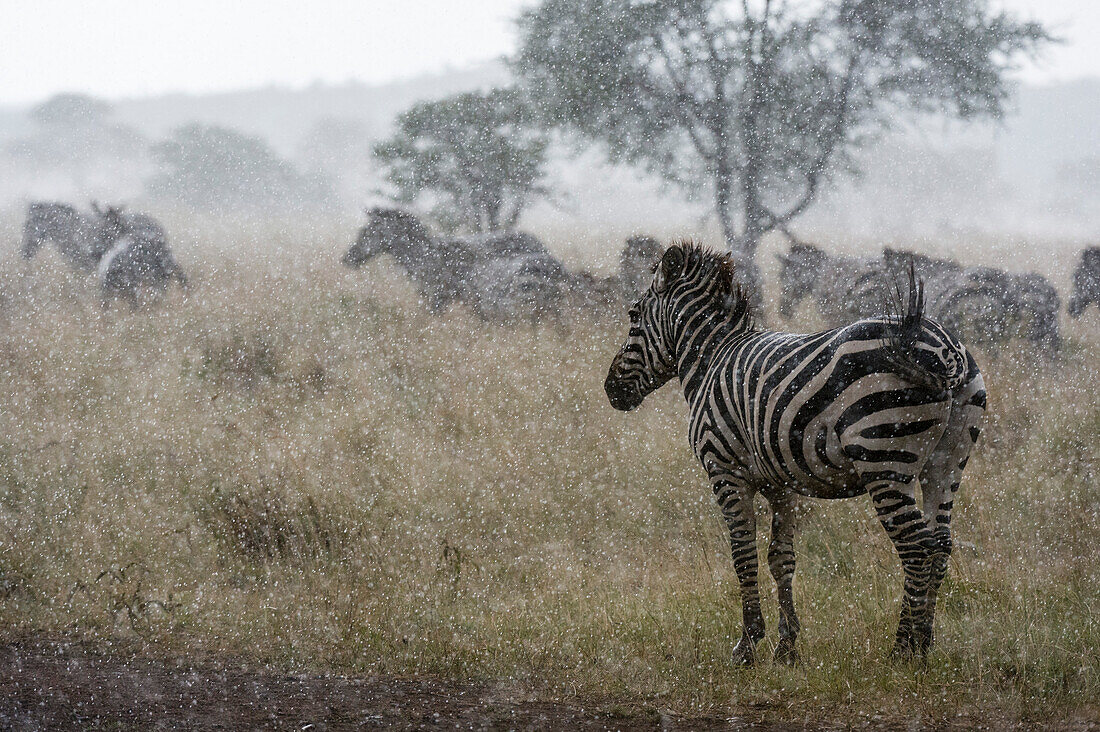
0;218;1097;724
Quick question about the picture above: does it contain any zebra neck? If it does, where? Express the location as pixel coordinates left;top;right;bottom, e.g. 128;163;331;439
673;305;742;400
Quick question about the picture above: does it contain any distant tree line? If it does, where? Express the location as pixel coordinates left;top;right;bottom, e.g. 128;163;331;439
369;0;1049;295
5;94;333;211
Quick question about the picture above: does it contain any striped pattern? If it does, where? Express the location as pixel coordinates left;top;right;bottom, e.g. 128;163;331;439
606;242;986;662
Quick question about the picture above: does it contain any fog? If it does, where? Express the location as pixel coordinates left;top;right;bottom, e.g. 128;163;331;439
1;64;1097;247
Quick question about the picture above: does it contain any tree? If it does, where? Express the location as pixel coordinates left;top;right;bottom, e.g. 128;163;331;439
147;124;331;211
373;88;550;233
516;0;1050;294
30;93;112;127
6;94;145;177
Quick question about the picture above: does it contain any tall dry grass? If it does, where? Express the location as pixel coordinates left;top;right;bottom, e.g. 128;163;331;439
0;219;1097;724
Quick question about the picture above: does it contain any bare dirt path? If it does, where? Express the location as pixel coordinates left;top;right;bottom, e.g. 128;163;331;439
0;636;1088;730
0;637;774;731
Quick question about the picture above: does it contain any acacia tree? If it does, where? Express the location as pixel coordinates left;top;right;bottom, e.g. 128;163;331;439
373;87;550;233
516;0;1049;293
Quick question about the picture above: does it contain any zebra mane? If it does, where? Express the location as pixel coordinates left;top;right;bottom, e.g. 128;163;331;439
664;240;756;328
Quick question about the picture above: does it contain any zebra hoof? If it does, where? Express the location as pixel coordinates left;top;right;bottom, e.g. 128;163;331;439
731;640;757;667
889;638;930;661
773;639;800;665
889;642;915;660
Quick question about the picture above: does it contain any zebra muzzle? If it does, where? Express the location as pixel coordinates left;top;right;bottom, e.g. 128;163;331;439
604;367;642;411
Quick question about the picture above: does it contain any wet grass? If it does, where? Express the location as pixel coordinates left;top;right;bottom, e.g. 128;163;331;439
0;225;1098;725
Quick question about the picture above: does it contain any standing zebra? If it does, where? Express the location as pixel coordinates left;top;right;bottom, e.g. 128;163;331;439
605;242;985;662
95;206;188;306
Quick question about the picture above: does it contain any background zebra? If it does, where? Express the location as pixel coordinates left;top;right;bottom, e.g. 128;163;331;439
776;242;882;324
619;235;663;300
605;242;985;662
21;201;187;306
21;202;102;272
779;242;1061;354
1068;247;1100;318
95;205;188;306
882;248;1061;354
343;207;619;322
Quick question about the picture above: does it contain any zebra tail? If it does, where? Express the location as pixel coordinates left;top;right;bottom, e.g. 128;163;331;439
883;262;963;395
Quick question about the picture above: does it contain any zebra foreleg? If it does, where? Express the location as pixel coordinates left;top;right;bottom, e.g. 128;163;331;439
712;473;764;666
766;493;800;664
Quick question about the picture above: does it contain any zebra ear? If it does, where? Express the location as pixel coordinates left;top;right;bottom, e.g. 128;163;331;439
654;246;684;293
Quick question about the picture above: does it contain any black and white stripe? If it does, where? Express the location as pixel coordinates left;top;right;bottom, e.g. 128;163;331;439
606;242;986;663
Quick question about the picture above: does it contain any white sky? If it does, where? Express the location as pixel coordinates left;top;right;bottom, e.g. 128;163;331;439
0;0;1096;106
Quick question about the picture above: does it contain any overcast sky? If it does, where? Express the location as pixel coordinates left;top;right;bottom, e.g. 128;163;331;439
1;0;1096;106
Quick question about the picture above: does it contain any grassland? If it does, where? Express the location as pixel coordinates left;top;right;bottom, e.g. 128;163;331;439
0;218;1097;726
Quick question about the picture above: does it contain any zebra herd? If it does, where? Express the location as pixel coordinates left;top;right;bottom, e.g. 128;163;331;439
19;201;1100;337
16;201;1100;662
778;242;1064;354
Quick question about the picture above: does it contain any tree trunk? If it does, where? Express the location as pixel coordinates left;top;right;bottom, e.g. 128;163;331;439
714;159;765;310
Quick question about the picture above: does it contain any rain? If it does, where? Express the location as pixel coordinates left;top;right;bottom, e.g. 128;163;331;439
0;1;1097;728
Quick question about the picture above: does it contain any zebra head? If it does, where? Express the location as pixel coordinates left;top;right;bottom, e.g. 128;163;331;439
605;246;683;411
776;243;827;319
343;208;432;268
606;243;751;411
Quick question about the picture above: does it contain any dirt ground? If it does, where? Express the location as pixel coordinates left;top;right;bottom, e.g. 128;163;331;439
0;636;1090;731
0;636;781;731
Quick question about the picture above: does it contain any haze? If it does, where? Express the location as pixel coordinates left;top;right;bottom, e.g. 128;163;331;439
2;0;1097;106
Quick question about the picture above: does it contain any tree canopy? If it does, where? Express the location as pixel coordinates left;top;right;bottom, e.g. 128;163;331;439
373;88;550;234
516;0;1050;292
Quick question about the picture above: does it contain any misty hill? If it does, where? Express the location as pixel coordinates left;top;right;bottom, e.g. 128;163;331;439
0;64;1095;240
111;63;510;155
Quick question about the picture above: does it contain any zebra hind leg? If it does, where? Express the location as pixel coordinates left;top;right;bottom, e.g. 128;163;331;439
860;471;936;658
712;473;764;666
915;374;987;654
766;493;800;664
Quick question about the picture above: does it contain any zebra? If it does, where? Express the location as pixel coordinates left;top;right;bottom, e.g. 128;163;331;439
91;202;169;260
21;202;101;271
776;242;882;324
95;205;188;306
779;242;1060;353
344;208;475;313
1068;247;1100;318
343;207;570;322
605;242;985;663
